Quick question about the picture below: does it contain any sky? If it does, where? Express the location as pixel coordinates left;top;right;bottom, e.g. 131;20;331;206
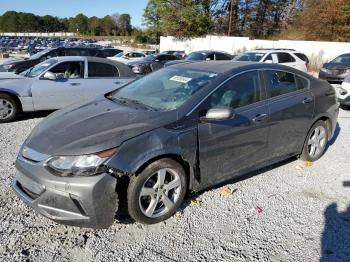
0;0;149;27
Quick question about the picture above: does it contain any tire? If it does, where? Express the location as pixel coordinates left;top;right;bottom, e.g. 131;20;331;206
127;158;187;224
0;93;19;123
300;120;329;162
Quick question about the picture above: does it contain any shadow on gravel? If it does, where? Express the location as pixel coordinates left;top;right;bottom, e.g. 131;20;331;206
321;181;350;262
327;122;341;147
14;111;54;122
178;157;297;212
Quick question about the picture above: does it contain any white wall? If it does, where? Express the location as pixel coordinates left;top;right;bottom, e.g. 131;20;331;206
0;32;76;37
160;35;350;66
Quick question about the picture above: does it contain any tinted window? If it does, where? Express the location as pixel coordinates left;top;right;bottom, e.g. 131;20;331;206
277;53;295;63
264;54;273;62
294;53;309;63
207;54;215;60
187;52;206;61
208;71;261;109
215;53;231;60
49;61;84;79
39;49;64;62
233;52;265;62
265;70;298;97
67;49;90;56
88;62;119;77
331;54;350;63
296;75;309;89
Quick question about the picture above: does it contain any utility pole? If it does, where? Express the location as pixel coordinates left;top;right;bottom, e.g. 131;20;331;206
228;0;235;36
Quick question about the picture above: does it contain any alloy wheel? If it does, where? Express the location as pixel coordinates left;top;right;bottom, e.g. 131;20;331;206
307;126;327;158
0;98;14;120
139;168;182;218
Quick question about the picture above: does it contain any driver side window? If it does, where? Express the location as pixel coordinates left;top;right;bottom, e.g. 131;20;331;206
206;71;261;110
48;62;84;79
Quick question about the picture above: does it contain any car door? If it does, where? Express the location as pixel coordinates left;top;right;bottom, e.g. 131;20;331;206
79;61;133;99
194;70;270;186
263;69;314;158
31;60;85;110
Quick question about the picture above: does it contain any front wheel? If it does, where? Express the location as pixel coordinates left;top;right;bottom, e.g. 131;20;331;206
127;159;187;224
0;94;19;123
300;120;329;162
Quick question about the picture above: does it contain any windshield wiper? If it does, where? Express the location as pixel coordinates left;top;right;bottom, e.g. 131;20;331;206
112;96;158;111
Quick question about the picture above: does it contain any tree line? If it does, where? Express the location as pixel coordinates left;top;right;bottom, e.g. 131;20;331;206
1;0;350;43
0;11;132;36
143;0;350;42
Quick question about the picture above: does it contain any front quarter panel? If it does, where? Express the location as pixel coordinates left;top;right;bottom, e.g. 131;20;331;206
105;126;199;190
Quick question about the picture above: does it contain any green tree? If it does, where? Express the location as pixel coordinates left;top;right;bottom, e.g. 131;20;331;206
69;13;89;34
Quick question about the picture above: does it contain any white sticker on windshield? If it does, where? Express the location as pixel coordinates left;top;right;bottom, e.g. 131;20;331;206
170;76;192;84
41;63;51;67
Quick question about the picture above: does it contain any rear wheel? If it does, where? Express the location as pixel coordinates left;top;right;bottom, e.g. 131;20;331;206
0;94;19;123
127;159;187;224
300;120;329;162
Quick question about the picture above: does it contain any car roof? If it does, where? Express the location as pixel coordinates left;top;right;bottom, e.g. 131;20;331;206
191;50;231;55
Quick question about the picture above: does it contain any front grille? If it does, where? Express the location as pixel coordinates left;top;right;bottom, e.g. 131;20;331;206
330;69;346;75
17;181;40;200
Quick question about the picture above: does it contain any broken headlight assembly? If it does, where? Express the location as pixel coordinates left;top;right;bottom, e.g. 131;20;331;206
45;148;117;177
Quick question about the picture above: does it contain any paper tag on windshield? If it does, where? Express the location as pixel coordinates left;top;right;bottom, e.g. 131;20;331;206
170;76;192;84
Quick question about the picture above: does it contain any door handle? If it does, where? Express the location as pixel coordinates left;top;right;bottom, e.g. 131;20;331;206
70;83;80;86
252;114;268;123
302;97;313;104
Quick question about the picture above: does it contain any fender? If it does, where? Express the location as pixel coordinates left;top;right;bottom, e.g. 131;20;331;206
0;88;21;97
105;126;199;191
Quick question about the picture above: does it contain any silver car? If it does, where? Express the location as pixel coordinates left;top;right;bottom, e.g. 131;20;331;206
0;56;135;123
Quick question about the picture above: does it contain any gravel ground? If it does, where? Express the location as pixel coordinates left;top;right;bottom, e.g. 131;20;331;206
0;109;349;262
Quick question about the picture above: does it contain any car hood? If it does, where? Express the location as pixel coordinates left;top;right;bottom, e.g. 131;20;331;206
127;60;150;66
25;96;179;156
323;62;350;70
0;72;25;80
1;58;26;66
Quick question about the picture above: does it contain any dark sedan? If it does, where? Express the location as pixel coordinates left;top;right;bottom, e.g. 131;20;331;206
165;50;233;67
13;62;339;228
319;53;350;83
127;54;179;74
0;47;122;74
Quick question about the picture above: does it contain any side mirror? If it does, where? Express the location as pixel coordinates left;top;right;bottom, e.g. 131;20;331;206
201;107;234;121
265;60;273;64
42;71;56;80
205;57;211;61
155;59;160;62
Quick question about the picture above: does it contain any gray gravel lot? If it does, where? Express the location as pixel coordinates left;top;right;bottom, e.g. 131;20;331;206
0;109;349;262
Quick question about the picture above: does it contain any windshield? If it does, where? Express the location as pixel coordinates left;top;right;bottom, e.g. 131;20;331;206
112;67;218;111
115;52;125;58
233;52;265;62
29;49;51;60
187;52;206;61
331;54;350;63
26;58;57;78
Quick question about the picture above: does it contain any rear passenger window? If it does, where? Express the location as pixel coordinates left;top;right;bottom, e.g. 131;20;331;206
88;62;119;77
207;71;261;109
265;71;298;97
296;75;309;89
277;53;295;63
294;53;309;63
67;49;90;56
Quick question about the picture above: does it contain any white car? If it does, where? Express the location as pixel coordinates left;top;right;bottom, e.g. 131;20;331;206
108;52;146;64
340;77;350;107
233;49;309;72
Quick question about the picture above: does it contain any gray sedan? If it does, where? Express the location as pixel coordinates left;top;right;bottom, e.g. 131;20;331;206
0;56;135;123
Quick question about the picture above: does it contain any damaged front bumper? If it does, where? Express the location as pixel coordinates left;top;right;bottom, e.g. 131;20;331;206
12;155;119;229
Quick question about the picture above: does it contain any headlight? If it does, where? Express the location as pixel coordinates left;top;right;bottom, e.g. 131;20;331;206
320;68;330;74
2;64;16;71
132;66;140;73
45;148;117;177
